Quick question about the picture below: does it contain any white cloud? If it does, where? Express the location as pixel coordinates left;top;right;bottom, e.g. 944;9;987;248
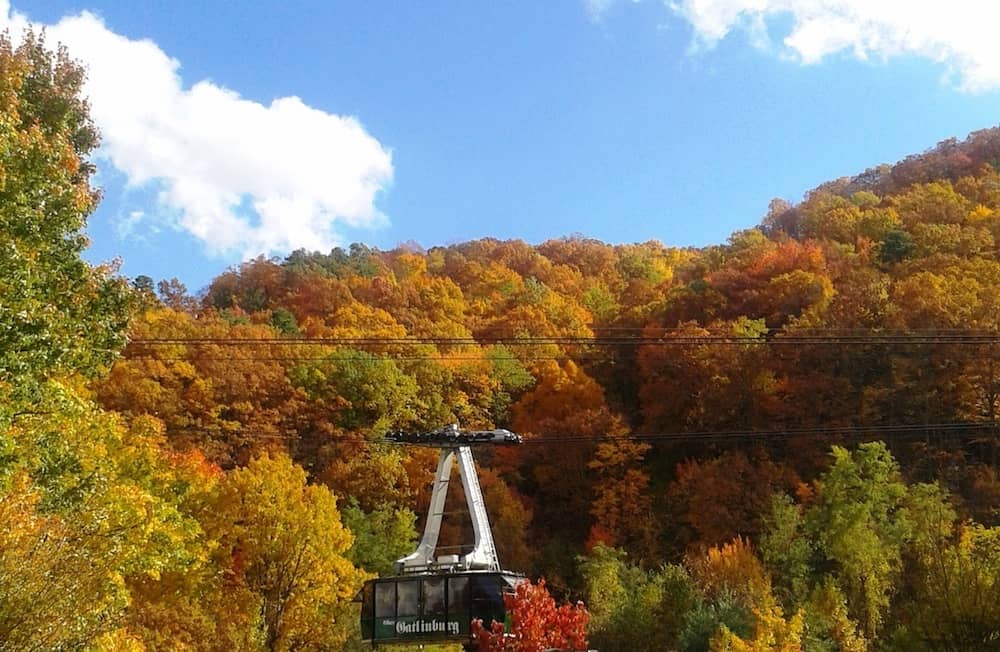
668;0;1000;91
117;210;145;237
585;0;620;21
2;1;393;257
585;0;645;22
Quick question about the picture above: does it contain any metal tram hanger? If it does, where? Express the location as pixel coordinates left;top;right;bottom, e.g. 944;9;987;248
359;424;525;649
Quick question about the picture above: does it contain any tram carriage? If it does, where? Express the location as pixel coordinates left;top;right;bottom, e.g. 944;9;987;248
359;425;524;648
360;571;522;644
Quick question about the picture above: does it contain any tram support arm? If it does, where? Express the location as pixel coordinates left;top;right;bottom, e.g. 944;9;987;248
456;446;500;571
396;449;455;571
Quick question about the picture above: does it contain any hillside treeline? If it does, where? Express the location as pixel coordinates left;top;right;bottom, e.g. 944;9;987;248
2;31;999;650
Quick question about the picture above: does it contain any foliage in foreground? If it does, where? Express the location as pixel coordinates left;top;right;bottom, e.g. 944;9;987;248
471;579;590;652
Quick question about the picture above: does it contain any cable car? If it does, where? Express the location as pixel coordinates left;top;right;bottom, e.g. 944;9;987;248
359;425;524;648
359;571;523;644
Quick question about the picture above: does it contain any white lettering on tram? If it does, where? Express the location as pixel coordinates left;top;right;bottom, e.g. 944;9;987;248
395;619;461;635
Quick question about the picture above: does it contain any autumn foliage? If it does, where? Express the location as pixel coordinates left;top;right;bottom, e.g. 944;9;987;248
471;579;590;652
5;27;1000;651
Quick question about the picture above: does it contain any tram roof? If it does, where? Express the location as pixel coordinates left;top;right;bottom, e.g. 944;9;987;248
385;424;522;446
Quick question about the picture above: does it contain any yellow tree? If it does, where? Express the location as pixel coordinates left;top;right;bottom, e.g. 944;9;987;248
710;609;804;652
97;307;308;465
1;398;209;648
587;438;659;560
0;473;130;649
207;453;368;651
688;537;774;612
687;538;804;652
906;518;1000;649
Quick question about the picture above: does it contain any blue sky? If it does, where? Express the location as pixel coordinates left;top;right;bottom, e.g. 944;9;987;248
13;1;1000;292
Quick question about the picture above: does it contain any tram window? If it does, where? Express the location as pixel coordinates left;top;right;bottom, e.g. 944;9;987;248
448;576;469;612
423;577;446;615
397;580;420;617
470;576;504;618
375;582;395;618
361;583;374;620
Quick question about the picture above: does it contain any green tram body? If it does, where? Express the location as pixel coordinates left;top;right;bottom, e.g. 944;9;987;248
359;571;522;646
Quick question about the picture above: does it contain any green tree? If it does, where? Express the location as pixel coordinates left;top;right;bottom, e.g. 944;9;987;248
291;349;419;436
341;499;417;576
0;32;223;649
877;230;914;264
898;485;1000;651
678;595;753;652
579;544;696;652
806;443;911;639
800;580;866;652
0;31;132;402
760;494;812;610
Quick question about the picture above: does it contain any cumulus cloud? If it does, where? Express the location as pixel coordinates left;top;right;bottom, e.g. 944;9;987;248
677;0;1000;91
2;1;393;256
591;0;1000;92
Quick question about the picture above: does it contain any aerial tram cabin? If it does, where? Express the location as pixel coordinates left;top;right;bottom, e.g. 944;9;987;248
359;425;524;648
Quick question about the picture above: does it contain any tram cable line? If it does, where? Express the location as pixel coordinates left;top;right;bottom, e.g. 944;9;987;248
128;331;1000;347
117;331;1000;365
120;354;621;363
159;419;999;446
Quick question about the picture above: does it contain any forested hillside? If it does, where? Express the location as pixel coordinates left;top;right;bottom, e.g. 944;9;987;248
3;31;1000;651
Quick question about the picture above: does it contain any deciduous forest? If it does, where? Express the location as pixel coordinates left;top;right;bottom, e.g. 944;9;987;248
3;32;1000;651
